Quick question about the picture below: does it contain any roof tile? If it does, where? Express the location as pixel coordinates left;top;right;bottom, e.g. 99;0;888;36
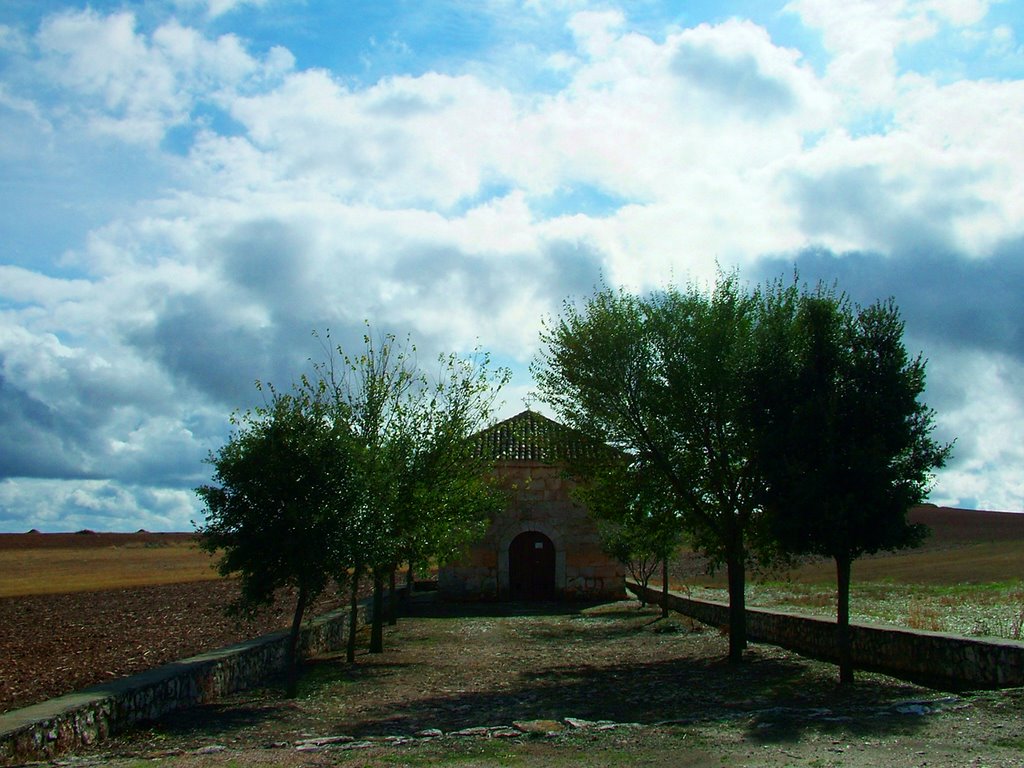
472;410;609;463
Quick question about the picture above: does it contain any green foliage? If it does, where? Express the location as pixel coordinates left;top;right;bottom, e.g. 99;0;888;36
750;282;951;560
312;327;510;578
533;273;766;660
195;380;364;692
748;278;952;682
196;382;360;616
197;324;510;664
577;461;681;597
534;271;952;672
310;326;510;652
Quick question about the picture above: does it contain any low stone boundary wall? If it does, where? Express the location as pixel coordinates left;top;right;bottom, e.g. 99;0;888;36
627;581;1024;690
0;599;371;764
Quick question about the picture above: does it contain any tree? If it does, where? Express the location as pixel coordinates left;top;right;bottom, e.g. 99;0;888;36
195;381;361;694
750;283;952;683
368;348;508;647
314;329;509;655
577;461;681;613
534;274;768;662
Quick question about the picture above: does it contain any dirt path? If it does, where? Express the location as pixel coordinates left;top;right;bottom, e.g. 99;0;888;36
71;597;1024;767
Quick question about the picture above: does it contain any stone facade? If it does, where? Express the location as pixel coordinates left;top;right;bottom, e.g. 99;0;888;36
439;411;625;602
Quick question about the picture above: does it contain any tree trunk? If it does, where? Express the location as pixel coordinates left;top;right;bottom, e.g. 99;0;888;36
370;569;385;653
388;567;398;626
836;554;854;684
661;557;670;618
725;543;747;663
286;585;308;697
405;562;415;601
346;567;361;663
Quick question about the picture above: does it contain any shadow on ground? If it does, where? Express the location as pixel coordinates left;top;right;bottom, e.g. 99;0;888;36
396;596;606;618
118;597;935;751
324;649;931;744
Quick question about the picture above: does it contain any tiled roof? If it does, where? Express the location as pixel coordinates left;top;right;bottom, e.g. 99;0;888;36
472;410;611;463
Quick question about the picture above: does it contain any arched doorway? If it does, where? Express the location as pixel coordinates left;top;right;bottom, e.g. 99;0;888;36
508;530;556;600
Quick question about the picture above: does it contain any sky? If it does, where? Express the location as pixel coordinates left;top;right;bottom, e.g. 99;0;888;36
1;0;1023;531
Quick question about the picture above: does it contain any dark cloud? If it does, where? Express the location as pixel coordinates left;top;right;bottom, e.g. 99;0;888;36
129;293;275;405
0;369;97;480
540;239;606;301
218;218;312;306
390;237;604;326
787;165;989;255
672;42;795;116
752;240;1024;365
752;243;1024;474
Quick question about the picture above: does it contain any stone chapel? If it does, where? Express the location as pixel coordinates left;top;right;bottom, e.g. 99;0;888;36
438;410;625;601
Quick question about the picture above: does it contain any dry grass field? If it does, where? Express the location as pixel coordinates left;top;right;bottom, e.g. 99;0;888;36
0;532;216;598
676;505;1024;588
675;506;1024;640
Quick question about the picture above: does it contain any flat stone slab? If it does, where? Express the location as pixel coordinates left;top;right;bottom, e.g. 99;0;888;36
513;719;565;734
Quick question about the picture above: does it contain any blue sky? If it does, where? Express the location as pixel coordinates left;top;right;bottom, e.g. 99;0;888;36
1;0;1023;530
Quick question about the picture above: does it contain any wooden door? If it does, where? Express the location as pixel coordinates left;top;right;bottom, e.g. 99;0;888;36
509;531;556;600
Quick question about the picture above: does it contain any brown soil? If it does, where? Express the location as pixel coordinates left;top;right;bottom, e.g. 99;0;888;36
76;597;1024;768
907;505;1024;547
0;580;347;715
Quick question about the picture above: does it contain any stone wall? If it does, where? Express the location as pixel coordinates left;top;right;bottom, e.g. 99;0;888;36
440;461;624;601
628;581;1024;689
0;600;370;765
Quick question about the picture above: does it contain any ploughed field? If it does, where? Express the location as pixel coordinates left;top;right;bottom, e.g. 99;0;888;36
0;532;347;714
1;505;1022;717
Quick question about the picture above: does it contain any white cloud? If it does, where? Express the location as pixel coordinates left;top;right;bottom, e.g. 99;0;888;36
2;1;1023;530
33;9;285;144
783;0;994;107
568;9;626;57
226;69;522;209
0;479;201;532
927;347;1024;512
171;0;271;20
0;23;29;54
923;0;990;26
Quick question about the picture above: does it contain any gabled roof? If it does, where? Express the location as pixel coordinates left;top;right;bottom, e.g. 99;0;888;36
471;409;612;464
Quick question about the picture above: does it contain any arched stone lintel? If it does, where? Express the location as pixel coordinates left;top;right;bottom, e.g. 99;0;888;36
497;520;567;597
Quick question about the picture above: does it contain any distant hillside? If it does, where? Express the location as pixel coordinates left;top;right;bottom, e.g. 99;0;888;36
909;505;1024;548
0;531;198;551
676;504;1024;586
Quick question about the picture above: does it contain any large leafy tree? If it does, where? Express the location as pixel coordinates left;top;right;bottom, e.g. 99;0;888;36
534;274;768;662
195;381;361;693
750;283;952;683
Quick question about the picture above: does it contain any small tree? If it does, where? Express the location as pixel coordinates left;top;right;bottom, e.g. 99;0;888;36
195;382;361;694
314;329;508;655
578;461;681;613
750;283;952;683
